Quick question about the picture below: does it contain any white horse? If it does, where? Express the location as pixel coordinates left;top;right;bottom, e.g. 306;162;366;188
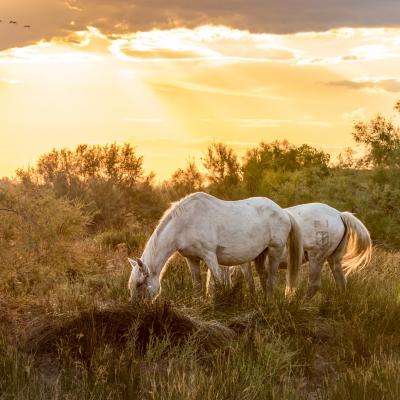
206;203;372;298
128;192;303;301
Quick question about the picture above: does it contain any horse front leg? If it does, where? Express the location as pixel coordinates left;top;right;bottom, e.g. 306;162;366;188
186;257;203;297
206;266;232;297
202;252;226;288
240;262;255;296
266;247;284;295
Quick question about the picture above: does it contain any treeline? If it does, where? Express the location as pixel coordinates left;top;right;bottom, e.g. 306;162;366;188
2;103;400;248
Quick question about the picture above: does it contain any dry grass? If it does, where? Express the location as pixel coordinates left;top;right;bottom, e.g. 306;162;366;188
22;301;235;364
1;241;400;399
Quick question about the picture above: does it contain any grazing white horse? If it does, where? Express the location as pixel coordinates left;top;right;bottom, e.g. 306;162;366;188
128;192;303;301
206;203;372;298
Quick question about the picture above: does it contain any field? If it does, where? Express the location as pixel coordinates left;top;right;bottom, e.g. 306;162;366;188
2;133;400;399
1;237;400;399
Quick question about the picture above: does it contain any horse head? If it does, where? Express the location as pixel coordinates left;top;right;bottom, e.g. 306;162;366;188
127;257;160;301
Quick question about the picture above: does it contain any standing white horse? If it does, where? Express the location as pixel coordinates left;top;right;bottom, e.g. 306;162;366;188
207;203;372;298
128;192;303;301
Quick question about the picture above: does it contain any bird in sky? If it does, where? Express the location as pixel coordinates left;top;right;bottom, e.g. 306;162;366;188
2;19;32;27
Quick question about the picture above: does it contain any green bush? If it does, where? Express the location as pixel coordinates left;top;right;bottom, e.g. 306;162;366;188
96;228;147;252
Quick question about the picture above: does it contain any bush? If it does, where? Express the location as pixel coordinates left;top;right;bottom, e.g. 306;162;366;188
96;228;148;253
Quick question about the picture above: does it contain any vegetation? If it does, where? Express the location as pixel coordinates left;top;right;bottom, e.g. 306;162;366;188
1;105;400;398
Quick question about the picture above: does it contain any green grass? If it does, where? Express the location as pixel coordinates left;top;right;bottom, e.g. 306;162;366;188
1;244;400;399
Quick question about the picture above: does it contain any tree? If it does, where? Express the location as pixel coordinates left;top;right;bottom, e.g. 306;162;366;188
242;140;330;195
16;143;163;230
34;143;144;189
167;160;204;199
295;144;330;170
202;143;241;196
352;114;400;168
336;147;356;169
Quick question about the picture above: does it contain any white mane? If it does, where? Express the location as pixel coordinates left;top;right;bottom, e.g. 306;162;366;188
142;192;209;265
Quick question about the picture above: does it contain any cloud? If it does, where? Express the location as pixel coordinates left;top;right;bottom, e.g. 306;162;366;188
342;108;366;121
109;26;297;63
122;117;165;123
130;134;258;152
2;1;400;50
233;118;331;129
0;78;21;84
235;118;290;128
341;55;358;61
329;78;400;93
0;43;104;64
150;80;292;101
0;1;78;51
66;1;400;35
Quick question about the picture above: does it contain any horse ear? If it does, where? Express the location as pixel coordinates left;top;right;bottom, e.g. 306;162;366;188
128;257;148;276
136;258;148;276
127;257;137;269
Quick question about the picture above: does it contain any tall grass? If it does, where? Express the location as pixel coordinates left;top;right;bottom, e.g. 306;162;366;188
1;238;400;399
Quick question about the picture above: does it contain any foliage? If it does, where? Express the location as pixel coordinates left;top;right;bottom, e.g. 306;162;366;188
164;160;204;200
202;142;241;198
0;180;91;255
353;114;400;168
16;143;166;230
34;143;144;187
242;140;330;196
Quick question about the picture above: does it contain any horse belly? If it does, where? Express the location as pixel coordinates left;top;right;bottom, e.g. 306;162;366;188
213;212;275;265
216;243;266;266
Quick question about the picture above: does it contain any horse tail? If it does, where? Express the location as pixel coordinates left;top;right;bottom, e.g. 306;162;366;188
336;212;372;275
285;211;303;292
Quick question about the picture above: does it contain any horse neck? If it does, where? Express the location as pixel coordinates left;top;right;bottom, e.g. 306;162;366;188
141;223;177;277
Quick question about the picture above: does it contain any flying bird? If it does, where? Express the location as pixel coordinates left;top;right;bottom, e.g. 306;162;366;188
24;25;31;28
9;20;17;24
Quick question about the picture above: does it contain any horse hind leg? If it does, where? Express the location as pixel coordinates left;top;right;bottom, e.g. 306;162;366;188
327;232;348;292
307;256;325;298
254;252;268;293
327;255;347;292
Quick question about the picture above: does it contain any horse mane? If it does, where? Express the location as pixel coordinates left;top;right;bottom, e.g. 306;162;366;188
142;192;210;265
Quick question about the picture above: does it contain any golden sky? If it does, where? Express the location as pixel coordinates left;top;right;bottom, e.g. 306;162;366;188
1;1;400;179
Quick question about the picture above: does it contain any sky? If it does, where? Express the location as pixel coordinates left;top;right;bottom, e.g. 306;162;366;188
1;1;400;179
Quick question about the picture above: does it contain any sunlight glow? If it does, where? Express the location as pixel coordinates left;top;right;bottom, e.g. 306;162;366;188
1;25;400;179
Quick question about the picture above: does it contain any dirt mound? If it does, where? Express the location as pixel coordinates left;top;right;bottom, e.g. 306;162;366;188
23;301;234;364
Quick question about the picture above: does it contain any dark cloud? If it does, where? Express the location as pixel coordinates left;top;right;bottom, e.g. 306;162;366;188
0;1;80;50
69;0;400;33
2;0;400;50
341;55;359;61
329;79;400;93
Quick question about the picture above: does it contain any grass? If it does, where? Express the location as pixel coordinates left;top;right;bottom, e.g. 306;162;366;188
1;243;400;399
